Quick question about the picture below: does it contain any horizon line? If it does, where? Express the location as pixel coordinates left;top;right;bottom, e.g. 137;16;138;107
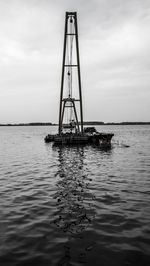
0;121;150;126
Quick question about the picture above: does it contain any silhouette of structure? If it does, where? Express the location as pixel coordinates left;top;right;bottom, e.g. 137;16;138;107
45;12;114;146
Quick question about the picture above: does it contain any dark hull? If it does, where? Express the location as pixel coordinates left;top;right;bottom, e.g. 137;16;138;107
44;132;114;146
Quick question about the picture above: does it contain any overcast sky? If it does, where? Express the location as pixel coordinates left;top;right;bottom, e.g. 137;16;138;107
0;0;150;123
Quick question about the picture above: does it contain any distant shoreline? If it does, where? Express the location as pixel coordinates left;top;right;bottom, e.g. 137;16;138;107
0;122;150;126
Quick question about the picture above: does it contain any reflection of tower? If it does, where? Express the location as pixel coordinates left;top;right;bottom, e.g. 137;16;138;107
58;12;83;135
52;146;95;236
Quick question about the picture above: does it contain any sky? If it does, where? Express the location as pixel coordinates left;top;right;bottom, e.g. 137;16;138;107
0;0;150;123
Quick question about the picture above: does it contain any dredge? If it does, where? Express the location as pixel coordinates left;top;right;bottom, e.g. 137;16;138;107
45;12;114;146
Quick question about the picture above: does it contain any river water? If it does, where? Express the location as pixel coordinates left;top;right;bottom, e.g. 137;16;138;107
0;125;150;266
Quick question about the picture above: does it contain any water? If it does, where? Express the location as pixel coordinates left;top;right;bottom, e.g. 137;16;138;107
0;125;150;266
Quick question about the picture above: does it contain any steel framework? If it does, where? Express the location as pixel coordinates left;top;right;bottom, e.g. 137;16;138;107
58;12;83;135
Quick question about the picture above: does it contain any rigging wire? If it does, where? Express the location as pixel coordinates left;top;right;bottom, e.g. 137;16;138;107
65;16;75;124
69;16;75;123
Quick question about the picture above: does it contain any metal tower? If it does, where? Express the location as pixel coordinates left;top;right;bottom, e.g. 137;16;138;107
58;12;83;135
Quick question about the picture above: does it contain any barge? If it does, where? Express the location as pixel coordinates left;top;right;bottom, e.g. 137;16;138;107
45;127;113;146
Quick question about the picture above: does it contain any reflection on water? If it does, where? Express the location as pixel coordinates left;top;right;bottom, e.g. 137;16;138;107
52;146;96;265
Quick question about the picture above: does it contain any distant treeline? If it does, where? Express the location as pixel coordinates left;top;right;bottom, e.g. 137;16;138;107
0;121;150;126
83;121;150;125
105;122;150;125
82;121;104;125
84;121;150;125
0;122;53;126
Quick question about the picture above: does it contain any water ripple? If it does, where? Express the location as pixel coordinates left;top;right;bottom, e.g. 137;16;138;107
0;126;150;265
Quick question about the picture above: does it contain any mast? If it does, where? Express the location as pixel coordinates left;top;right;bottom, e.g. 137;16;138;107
58;12;84;135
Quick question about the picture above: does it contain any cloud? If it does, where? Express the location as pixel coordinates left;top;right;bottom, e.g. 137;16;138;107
0;0;150;123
